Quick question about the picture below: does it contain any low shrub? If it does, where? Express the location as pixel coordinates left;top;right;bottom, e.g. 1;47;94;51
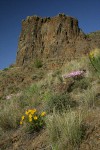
3;68;9;71
68;77;91;92
46;93;77;113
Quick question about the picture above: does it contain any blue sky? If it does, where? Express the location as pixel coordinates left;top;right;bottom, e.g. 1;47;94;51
0;0;100;69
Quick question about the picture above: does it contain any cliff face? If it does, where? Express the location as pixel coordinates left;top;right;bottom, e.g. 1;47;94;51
16;14;89;66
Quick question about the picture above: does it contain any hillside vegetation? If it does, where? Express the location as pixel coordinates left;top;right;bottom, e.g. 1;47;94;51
0;49;100;150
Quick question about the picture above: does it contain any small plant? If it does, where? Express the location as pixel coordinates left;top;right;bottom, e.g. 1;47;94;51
3;68;9;71
34;59;43;68
20;109;46;133
89;48;100;73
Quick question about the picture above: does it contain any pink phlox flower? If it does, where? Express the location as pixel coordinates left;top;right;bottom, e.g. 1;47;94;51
62;70;85;78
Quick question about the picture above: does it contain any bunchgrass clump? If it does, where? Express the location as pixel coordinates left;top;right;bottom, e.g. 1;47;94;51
0;99;22;130
80;87;97;108
47;109;85;150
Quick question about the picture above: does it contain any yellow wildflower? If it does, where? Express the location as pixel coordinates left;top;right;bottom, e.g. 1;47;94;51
89;51;94;58
29;114;32;118
25;111;29;115
41;112;46;117
21;116;25;120
28;109;32;113
89;49;100;59
20;121;23;125
29;117;32;122
31;109;36;114
34;116;38;120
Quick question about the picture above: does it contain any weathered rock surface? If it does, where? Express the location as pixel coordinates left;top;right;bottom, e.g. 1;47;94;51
16;14;90;66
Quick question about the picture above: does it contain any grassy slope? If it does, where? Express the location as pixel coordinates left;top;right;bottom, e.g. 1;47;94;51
0;55;100;150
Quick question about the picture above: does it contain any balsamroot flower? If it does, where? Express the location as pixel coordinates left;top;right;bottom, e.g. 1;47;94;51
20;121;23;125
34;116;38;120
41;112;46;117
21;116;25;120
20;108;46;133
29;117;32;122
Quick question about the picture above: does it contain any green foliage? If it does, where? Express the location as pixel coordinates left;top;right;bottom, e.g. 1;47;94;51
46;93;77;113
34;59;43;68
20;109;46;133
89;49;100;73
3;68;9;71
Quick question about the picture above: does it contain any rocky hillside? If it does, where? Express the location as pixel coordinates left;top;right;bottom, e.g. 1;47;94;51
0;14;100;98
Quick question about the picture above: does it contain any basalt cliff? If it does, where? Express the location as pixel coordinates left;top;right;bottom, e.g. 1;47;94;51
16;14;91;68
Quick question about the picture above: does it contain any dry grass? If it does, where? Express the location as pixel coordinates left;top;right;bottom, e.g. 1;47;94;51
62;56;89;74
46;109;87;150
0;98;22;130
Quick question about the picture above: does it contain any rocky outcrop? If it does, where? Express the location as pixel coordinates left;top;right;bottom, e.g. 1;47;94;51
16;14;89;67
